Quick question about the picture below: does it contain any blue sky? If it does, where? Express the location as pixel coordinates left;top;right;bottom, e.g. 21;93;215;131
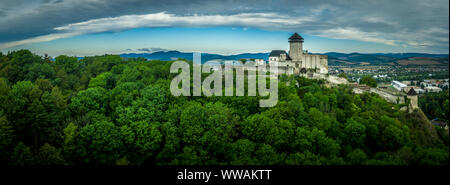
0;0;448;56
1;27;435;57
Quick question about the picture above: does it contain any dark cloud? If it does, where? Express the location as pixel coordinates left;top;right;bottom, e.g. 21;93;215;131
0;0;448;52
136;48;168;52
137;48;151;52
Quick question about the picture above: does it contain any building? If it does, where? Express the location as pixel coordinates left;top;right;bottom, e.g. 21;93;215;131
411;87;426;94
425;86;442;93
269;50;291;65
392;80;407;91
374;74;388;78
420;79;448;90
268;33;328;76
254;59;265;65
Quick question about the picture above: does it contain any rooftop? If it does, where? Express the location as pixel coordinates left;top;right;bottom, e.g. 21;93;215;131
407;88;417;95
288;33;304;42
269;50;292;60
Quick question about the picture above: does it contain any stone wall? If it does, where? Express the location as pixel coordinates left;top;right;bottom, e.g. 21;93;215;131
408;95;419;111
289;42;303;61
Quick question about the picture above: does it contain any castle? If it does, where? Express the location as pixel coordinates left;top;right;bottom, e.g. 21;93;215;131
268;33;328;77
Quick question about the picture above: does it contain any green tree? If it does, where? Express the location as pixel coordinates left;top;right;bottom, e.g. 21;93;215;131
176;102;236;164
338;73;348;79
242;113;292;150
55;55;80;74
414;146;448;165
228;139;257;165
76;121;124;164
121;121;163;164
88;72;115;89
7;80;57;149
115;85;167;126
360;76;377;87
25;63;55;81
255;144;281;165
0;116;14;163
62;122;78;162
346;149;367;165
343;119;366;150
9;142;34;165
37;143;65;165
69;87;108;116
8;50;44;83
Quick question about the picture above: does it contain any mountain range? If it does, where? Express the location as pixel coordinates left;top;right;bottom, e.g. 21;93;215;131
120;50;449;65
120;51;268;63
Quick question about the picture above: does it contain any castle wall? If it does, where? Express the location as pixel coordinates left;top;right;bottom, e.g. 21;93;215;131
320;56;328;74
301;54;324;72
315;55;318;68
301;55;306;68
304;55;308;68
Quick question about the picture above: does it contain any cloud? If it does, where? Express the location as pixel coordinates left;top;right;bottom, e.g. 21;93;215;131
0;32;82;49
136;48;168;52
0;0;448;53
53;12;311;33
315;27;396;46
1;12;314;49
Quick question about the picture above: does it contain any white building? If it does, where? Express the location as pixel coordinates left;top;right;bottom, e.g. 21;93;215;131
413;88;426;94
373;74;388;78
254;59;265;65
392;80;407;91
425;86;442;93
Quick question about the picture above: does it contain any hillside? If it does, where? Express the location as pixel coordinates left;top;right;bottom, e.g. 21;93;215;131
0;50;448;165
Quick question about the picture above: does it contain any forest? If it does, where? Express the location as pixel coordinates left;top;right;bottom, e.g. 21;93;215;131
419;91;449;123
0;49;448;165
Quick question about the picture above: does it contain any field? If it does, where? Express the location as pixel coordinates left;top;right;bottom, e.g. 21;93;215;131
397;58;442;65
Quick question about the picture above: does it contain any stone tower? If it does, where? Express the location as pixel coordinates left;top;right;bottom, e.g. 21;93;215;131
288;33;304;62
407;88;418;113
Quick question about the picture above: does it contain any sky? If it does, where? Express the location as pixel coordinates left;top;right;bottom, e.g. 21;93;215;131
0;0;448;57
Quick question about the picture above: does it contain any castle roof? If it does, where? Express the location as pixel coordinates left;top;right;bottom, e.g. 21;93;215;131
289;33;304;42
269;50;292;60
407;88;417;95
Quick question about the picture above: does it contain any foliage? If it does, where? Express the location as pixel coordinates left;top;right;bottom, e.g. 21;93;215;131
338;73;347;79
0;50;447;165
360;75;377;87
419;91;449;123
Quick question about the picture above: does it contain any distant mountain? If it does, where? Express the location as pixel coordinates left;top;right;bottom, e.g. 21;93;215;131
323;52;448;65
373;53;449;59
120;50;448;65
120;50;269;63
323;52;448;59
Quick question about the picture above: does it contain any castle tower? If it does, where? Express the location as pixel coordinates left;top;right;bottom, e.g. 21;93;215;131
288;33;304;62
407;88;418;113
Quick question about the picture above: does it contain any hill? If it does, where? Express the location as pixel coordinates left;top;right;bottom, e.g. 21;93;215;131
324;52;449;66
0;49;448;165
120;51;269;63
120;51;449;66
